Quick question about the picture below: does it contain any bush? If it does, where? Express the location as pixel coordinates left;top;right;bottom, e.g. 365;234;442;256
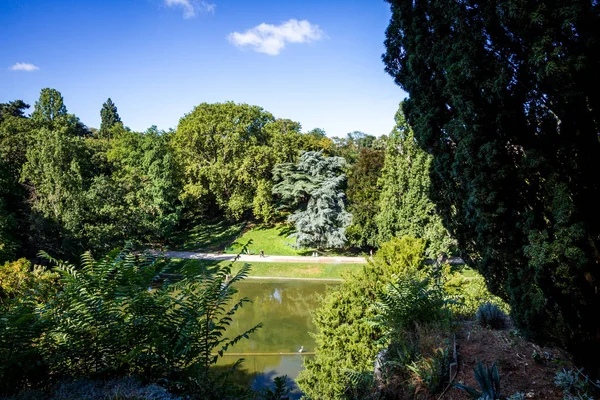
443;268;509;318
476;302;507;329
374;277;453;397
0;245;260;396
296;236;428;399
554;368;599;400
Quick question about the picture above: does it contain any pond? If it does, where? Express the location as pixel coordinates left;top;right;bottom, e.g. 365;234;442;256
217;279;336;398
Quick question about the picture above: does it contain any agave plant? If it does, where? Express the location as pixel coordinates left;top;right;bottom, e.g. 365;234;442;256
455;361;502;399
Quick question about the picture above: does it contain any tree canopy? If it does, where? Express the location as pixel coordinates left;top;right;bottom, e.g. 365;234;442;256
383;0;600;365
273;151;351;249
375;106;453;258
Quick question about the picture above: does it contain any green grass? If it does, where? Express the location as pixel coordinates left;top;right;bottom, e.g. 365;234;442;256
225;224;365;257
171;218;246;251
166;259;364;280
225;224;305;256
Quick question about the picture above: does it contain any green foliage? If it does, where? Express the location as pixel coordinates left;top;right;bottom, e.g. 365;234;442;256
21;123;90;256
0;246;260;395
375;277;451;337
172;102;301;220
30;88;67;125
375;106;453;258
371;272;452;397
443;269;510;318
0;258;59;300
296;266;385;399
476;303;507;330
98;98;122;138
273;151;351;249
383;0;600;363
371;236;426;281
405;347;450;396
346;147;385;248
85;126;181;250
455;362;502;399
0;100;29;122
297;236;433;399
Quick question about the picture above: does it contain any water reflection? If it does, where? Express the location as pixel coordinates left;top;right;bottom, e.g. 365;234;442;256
217;279;334;398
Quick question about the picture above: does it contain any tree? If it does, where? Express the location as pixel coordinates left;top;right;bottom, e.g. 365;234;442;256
0;107;33;261
345;147;385;248
272;151;351;249
383;0;600;366
172;102;301;220
31;88;67;124
297;236;427;399
375;106;453;258
98;98;122;138
0;100;29;122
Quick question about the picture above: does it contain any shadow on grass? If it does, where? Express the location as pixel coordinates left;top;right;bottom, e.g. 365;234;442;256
277;224;296;237
172;218;246;251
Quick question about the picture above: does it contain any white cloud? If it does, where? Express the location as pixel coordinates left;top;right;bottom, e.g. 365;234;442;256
228;19;323;55
10;63;39;71
164;0;215;19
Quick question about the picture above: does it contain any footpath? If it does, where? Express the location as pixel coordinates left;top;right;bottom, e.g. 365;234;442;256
163;251;368;264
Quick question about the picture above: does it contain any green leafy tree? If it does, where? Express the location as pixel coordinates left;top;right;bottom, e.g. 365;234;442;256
0;103;34;261
273;151;351;249
98;97;122;138
21;124;89;257
31;88;67;124
346;147;385;248
376;106;453;258
383;0;600;364
172;102;301;220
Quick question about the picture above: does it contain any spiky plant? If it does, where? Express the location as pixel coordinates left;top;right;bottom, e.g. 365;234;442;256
455;361;503;399
476;302;507;329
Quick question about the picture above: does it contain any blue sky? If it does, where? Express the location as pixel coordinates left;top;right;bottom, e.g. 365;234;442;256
1;0;407;137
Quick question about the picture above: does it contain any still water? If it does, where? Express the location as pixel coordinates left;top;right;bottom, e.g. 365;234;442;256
217;279;335;398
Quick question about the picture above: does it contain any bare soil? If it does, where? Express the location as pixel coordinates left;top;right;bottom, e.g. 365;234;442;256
441;321;571;399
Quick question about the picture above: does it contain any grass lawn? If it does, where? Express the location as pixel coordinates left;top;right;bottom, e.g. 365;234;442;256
225;224;304;256
166;258;364;280
171;218;246;251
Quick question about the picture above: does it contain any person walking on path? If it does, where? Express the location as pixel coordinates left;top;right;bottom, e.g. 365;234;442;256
260;249;265;257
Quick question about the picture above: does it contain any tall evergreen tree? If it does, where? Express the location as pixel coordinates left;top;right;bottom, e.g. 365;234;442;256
99;98;122;138
383;0;600;366
375;106;452;258
345;147;384;249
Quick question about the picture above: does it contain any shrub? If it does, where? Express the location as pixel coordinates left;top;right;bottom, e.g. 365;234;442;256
0;245;260;396
554;368;599;400
0;258;59;300
443;269;509;318
476;302;507;329
374;277;453;397
455;362;502;399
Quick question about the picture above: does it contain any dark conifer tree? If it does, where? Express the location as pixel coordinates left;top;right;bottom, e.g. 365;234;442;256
99;98;122;138
383;0;600;370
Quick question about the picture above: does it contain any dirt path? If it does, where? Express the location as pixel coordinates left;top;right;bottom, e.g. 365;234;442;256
163;251;368;264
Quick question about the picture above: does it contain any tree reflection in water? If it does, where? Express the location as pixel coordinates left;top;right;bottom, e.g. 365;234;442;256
215;280;334;397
